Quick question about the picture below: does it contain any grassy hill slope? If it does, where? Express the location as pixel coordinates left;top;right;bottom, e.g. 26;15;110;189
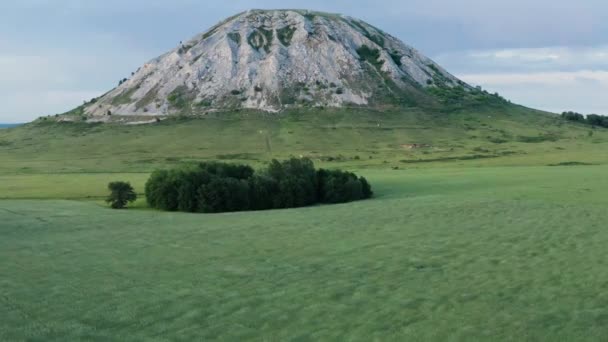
2;102;608;340
1;106;607;176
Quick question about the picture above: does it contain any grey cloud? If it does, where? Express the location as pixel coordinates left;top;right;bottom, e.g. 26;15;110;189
1;0;608;121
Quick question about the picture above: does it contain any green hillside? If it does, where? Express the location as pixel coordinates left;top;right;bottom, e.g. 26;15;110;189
1;105;607;176
2;102;608;340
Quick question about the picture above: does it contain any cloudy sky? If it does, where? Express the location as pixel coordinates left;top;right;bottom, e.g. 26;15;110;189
1;0;607;122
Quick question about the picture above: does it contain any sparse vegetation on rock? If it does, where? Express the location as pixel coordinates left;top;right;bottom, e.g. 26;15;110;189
356;45;384;69
277;26;297;46
227;32;241;45
77;10;467;117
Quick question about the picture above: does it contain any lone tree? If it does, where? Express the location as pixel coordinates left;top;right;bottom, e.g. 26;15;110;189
106;181;137;209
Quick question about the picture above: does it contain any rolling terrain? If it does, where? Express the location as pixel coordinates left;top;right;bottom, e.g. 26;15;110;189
2;104;608;340
2;8;608;341
3;166;608;340
2;106;607;177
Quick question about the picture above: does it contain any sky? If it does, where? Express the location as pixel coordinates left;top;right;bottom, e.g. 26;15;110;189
1;0;607;123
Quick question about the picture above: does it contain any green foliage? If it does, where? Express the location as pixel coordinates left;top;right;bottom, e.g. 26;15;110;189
4;105;608;176
561;111;585;123
61;104;85;117
198;177;250;212
277;26;297;46
194;99;212;107
200;19;226;40
517;134;560;143
111;86;139;106
167;86;194;110
563;111;608;128
428;85;508;111
247;28;273;53
144;169;180;211
265;158;318;208
248;174;278;210
427;63;441;74
303;13;316;21
368;34;385;48
317;169;372;203
548;161;594;166
346;19;381;46
145;158;372;213
106;181;137;209
135;85;160;110
389;51;403;66
356;45;384;69
586;114;608;127
178;44;193;54
227;32;241;45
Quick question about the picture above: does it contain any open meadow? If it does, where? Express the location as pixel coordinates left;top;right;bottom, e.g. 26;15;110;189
2;111;608;340
3;164;608;340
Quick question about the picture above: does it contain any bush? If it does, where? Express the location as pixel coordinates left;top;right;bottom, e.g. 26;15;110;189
145;158;373;213
586;114;608;128
562;111;608;128
356;45;384;69
317;169;373;204
561;111;585;123
248;175;278;210
106;181;137;209
198;177;250;213
265;158;318;208
145;169;181;211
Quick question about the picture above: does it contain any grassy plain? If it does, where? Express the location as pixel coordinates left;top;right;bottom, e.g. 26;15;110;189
2;107;608;340
2;166;608;340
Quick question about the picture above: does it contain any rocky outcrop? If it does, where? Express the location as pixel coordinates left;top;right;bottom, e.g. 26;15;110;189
85;9;466;117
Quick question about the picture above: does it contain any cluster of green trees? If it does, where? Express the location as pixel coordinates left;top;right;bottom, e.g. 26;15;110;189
562;111;608;128
144;158;372;213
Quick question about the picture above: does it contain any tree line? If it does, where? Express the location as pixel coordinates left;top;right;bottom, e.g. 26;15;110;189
143;158;372;213
562;111;608;128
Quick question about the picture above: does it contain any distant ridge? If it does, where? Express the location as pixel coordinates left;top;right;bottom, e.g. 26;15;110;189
0;123;22;129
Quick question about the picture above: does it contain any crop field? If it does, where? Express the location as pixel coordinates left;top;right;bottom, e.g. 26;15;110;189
2;165;608;341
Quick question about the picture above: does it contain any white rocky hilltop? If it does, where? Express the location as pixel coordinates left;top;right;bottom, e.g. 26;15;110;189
84;9;466;117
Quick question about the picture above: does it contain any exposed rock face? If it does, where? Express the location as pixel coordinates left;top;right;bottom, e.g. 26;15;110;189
85;9;466;117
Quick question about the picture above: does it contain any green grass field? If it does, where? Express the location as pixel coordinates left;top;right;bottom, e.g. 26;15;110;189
2;107;608;340
2;166;608;340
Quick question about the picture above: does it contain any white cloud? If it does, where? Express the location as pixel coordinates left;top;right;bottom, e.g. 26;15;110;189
0;34;153;122
460;70;608;86
436;46;608;73
0;55;73;87
2;2;608;121
434;46;608;115
0;90;103;123
456;70;608;115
